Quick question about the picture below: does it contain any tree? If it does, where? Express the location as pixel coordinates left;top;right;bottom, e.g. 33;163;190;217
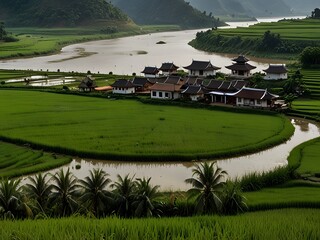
283;70;305;96
300;47;320;66
0;22;7;40
221;181;247;215
25;173;52;214
185;161;227;214
49;169;79;217
132;177;160;218
311;8;320;18
112;174;136;217
0;179;32;219
79;168;112;217
259;30;282;51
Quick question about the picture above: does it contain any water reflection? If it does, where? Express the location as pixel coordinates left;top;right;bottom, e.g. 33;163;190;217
30;118;319;191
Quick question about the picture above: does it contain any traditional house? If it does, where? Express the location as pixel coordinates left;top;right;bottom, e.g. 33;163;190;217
141;67;159;78
184;60;220;77
111;79;135;94
159;62;179;76
78;76;97;92
263;64;288;80
232;87;279;108
149;82;182;99
131;77;152;92
181;85;204;101
164;75;185;85
225;55;256;78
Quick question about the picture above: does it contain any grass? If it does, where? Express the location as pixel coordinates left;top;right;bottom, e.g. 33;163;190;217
0;141;71;178
0;24;181;59
0;89;293;161
1;209;320;239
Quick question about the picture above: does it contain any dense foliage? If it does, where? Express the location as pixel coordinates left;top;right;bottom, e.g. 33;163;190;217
111;0;224;29
0;0;128;27
300;46;320;67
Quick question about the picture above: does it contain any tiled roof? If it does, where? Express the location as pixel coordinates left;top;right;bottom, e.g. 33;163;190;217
111;79;134;88
165;76;184;85
232;55;250;63
141;67;159;75
185;77;204;85
184;60;220;71
181;85;203;95
132;77;150;87
225;63;256;71
263;65;288;74
232;87;278;100
149;82;182;92
159;62;179;71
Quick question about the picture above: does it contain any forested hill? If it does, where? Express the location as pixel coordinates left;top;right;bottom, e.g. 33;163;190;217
187;0;292;18
0;0;129;27
110;0;224;29
283;0;320;15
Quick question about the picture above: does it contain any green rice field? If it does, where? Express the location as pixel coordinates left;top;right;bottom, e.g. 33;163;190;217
0;141;70;178
216;19;320;41
0;90;293;161
1;209;319;239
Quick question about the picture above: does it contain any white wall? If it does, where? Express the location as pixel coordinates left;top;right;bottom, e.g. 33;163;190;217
151;91;180;99
236;98;268;107
113;87;135;94
264;73;288;80
188;70;216;76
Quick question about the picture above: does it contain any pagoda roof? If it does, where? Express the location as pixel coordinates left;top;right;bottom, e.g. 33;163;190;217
184;60;220;71
232;55;250;63
132;77;150;87
225;63;256;71
159;62;179;71
141;67;159;75
263;65;288;74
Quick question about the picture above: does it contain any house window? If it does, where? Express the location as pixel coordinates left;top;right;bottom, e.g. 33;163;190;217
165;92;169;98
199;70;204;75
159;92;163;97
152;91;156;97
257;100;261;105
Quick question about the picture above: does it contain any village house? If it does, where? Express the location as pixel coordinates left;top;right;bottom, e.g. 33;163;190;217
111;79;135;94
181;85;204;101
149;82;182;99
131;77;152;92
263;64;288;80
225;55;256;78
78;76;97;92
184;60;220;77
141;66;159;78
158;62;179;76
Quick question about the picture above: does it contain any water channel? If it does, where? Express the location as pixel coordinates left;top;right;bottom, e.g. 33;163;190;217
22;118;319;191
0;17;302;75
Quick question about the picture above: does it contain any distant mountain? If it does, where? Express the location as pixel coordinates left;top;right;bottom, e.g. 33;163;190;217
187;0;292;18
283;0;320;16
0;0;129;27
110;0;224;29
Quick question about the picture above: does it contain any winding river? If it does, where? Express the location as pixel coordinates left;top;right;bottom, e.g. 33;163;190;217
0;17;303;75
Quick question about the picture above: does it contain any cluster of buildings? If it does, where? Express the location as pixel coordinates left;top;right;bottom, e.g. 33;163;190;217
79;56;288;109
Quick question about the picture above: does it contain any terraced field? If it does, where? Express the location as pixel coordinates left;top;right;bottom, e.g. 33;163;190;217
301;69;320;99
0;141;70;178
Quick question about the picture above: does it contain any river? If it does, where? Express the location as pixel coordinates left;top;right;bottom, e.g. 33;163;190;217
22;118;319;191
0;17;303;75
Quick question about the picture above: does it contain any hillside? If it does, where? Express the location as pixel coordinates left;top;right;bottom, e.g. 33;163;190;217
187;0;292;18
283;0;320;15
0;0;129;27
110;0;224;29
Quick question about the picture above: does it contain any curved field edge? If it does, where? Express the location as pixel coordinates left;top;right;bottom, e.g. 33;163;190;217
1;209;320;240
0;141;71;178
0;91;294;161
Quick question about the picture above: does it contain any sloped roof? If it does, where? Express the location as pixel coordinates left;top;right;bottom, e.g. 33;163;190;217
78;76;97;88
184;60;220;71
111;79;134;88
181;85;203;95
185;77;204;86
165;76;184;85
132;77;150;87
149;82;182;92
141;67;159;75
148;76;167;84
231;80;248;90
159;62;179;71
232;87;279;100
232;55;250;63
263;65;288;74
203;79;223;89
225;62;256;71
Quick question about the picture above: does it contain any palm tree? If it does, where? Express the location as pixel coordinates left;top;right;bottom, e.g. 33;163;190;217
79;168;112;217
221;181;247;215
185;161;227;215
24;173;52;213
0;179;32;219
111;174;136;217
132;177;160;218
49;169;79;217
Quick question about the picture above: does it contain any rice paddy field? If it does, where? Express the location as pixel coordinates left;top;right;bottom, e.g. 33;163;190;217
1;209;319;239
0;141;70;178
0;90;293;161
216;18;320;41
